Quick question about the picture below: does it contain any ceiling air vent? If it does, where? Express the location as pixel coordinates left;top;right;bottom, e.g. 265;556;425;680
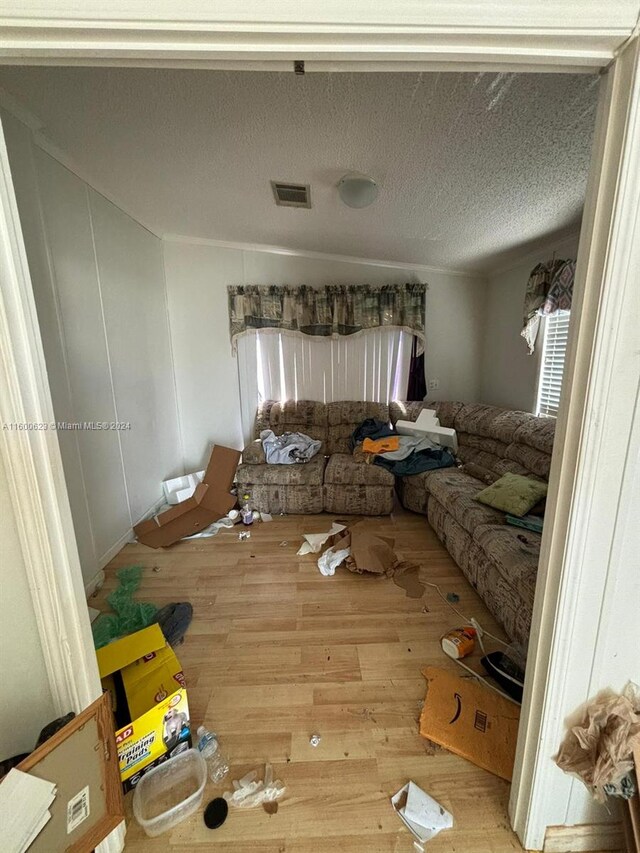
271;181;311;208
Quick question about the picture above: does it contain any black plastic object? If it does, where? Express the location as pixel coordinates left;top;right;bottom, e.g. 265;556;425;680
155;602;193;646
204;797;228;829
481;651;525;703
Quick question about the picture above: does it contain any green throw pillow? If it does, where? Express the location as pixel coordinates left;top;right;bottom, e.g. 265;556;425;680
475;472;548;517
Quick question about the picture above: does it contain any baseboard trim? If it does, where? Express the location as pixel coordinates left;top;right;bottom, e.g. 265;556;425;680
544;822;623;852
84;568;105;598
96;495;166;572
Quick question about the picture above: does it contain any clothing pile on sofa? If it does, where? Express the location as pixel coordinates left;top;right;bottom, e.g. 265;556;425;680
350;418;456;477
259;429;322;464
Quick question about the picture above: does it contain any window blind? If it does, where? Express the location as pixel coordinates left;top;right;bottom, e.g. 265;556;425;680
536;312;570;418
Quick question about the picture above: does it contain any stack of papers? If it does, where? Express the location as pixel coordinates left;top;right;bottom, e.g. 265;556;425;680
0;768;57;853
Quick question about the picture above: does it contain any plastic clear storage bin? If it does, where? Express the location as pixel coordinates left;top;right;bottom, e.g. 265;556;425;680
133;749;207;837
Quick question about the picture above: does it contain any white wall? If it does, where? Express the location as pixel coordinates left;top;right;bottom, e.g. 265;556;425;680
480;235;580;412
3;110;181;585
0;452;56;757
163;239;485;470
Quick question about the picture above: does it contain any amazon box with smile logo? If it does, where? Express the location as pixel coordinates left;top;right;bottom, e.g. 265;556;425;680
96;624;191;791
419;665;520;781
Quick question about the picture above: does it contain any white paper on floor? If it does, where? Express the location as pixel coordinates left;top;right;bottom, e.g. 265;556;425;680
297;522;346;556
391;781;453;845
317;546;350;577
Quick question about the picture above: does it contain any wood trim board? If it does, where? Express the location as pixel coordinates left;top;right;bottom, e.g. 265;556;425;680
17;694;124;853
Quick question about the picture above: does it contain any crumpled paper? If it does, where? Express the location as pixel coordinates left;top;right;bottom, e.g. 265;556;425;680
555;681;640;802
297;522;346;555
317;547;350;576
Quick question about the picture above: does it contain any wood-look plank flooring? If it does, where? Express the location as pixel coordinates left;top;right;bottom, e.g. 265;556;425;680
95;508;610;853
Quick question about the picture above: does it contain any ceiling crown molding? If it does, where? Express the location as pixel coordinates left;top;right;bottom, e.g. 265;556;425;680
0;1;638;72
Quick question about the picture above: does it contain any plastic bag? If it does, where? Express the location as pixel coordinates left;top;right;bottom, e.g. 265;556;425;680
555;681;640;802
223;764;286;808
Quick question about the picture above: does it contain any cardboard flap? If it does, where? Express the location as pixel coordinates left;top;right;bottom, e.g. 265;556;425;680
96;623;166;679
203;445;241;490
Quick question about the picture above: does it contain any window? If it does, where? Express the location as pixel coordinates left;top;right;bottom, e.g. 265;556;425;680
236;328;412;442
535;312;570;418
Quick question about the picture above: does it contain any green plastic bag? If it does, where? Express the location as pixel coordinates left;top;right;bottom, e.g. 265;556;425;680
92;565;158;649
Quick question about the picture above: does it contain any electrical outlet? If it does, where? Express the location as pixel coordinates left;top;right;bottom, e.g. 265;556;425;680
428;378;440;390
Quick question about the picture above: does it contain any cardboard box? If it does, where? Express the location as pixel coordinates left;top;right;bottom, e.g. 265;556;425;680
134;444;241;548
419;665;520;781
96;624;191;792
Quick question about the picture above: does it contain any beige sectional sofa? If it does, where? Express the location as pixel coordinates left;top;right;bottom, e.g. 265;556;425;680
237;400;396;515
391;401;554;646
237;398;555;645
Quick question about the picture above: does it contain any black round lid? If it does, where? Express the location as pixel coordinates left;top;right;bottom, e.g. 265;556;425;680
204;797;228;829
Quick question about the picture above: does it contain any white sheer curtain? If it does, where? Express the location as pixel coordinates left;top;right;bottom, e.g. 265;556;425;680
236;329;411;442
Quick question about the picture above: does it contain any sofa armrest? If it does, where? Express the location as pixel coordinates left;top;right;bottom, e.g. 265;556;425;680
242;439;267;465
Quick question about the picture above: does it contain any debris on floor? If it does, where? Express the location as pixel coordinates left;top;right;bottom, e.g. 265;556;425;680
298;521;346;555
134;445;240;548
223;764;285;809
392;564;425;598
238;531;251;541
196;725;229;782
133;748;206;837
204;797;228;829
309;734;321;747
391;781;453;847
317;545;350;576
446;592;460;604
162;469;205;505
440;626;477;660
310;520;421;580
96;623;191;791
92;565;158;649
184;509;240;539
154;602;193;647
419;666;520;781
555;681;640;802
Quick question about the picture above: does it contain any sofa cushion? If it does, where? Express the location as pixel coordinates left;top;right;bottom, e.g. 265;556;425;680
425;469;506;534
504;442;552;479
236;453;326;486
457;432;510;457
514;417;555;454
454;404;532;444
324;453;395;486
254;400;327;441
325;402;390;453
476;472;547;517
472;523;541;608
459;462;499;485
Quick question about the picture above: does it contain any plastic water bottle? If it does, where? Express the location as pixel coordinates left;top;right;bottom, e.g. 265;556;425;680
241;493;254;525
196;726;229;782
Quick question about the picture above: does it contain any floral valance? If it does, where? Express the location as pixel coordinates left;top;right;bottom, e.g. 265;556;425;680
521;259;576;354
228;283;427;352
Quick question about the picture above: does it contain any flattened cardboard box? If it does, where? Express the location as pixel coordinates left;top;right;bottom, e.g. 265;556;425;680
96;624;191;792
134;444;240;548
419;665;520;781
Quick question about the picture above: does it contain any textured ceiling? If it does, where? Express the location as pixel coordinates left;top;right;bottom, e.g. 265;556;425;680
0;67;598;272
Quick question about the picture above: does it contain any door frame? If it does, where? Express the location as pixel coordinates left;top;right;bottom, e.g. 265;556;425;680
0;5;638;851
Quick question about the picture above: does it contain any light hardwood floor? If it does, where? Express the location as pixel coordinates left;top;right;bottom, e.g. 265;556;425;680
94;508;573;852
